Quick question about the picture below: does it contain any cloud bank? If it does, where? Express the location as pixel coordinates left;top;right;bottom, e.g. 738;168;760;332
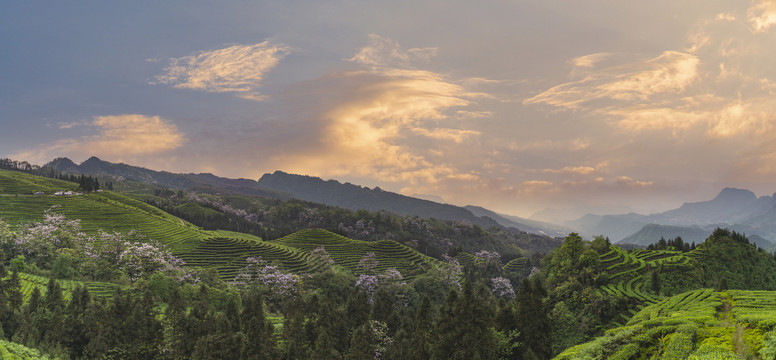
13;115;185;166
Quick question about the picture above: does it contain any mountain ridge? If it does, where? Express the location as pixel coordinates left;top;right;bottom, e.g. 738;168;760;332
44;157;563;236
567;187;776;245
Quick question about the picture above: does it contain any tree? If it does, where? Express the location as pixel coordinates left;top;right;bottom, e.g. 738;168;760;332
242;287;276;359
650;270;661;295
515;277;552;359
163;288;188;359
281;297;310;360
407;296;432;360
590;235;611;254
432;281;497;359
64;285;92;358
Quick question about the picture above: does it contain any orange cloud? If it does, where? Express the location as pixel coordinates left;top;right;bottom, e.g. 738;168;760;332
525;51;699;109
541;166;597;175
265;36;486;188
748;0;776;32
12;115;185;165
153;42;290;100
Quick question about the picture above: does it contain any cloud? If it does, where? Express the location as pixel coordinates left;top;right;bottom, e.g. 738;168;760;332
55;120;90;129
569;52;613;68
269;69;470;184
748;0;776;32
349;34;438;67
504;138;590;152
611;106;706;132
153;42;290;100
525;51;699;109
541;165;597;175
409;127;480;143
257;36;489;188
12;115;185;165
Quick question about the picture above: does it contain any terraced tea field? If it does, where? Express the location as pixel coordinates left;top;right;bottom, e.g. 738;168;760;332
503;257;528;273
180;234;312;279
0;169;78;195
1;170;210;254
599;245;694;308
273;229;440;278
8;272;118;302
555;288;776;359
179;229;442;280
1;170;443;282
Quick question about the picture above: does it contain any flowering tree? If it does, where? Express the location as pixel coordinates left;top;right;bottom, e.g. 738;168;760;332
298;208;323;228
369;320;393;359
10;206;85;266
357;252;379;274
232;257;300;309
307;246;335;271
80;230;190;283
187;193;262;225
338;219;376;240
355;267;407;305
118;241;188;282
356;274;379;304
6;208;193;283
475;250;502;265
432;254;463;290
491;277;516;299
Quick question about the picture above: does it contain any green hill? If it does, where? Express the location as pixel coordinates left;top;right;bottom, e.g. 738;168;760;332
554;288;776;359
0;169;208;254
1;169;441;281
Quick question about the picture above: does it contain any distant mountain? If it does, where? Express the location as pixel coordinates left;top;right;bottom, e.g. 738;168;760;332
258;171;503;229
44;157;289;199
655;188;770;225
45;158;561;236
463;205;572;237
567;187;776;245
619;224;710;247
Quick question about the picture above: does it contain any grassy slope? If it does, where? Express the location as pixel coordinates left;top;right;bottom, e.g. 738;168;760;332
0;170;440;280
554;288;776;359
9;272;118;302
597;245;693;311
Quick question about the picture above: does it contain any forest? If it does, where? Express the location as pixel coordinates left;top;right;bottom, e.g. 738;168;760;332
3;167;776;359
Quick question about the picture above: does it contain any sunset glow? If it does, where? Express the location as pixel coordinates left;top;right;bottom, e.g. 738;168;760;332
3;1;776;218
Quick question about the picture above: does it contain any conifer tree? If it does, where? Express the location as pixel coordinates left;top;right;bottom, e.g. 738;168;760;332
282;297;311;360
515;277;552;359
163;288;188;359
64;285;92;358
407;296;432;360
242;287;276;360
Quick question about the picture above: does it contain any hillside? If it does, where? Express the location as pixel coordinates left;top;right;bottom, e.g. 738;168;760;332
567;187;776;243
45;157;562;237
45;156;289;199
464;205;572;237
619;224;710;247
0;169;446;280
620;223;774;249
258;171;503;229
555;288;776;359
0;169;208;254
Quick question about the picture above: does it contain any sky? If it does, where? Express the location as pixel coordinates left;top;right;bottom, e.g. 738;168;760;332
3;1;776;220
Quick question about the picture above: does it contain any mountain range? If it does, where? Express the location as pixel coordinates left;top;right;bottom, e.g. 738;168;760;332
44;157;776;248
44;157;568;237
566;187;776;249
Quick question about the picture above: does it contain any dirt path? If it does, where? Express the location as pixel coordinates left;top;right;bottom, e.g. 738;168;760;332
720;294;760;360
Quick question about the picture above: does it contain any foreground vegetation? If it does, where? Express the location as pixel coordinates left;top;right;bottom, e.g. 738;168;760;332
4;166;776;359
